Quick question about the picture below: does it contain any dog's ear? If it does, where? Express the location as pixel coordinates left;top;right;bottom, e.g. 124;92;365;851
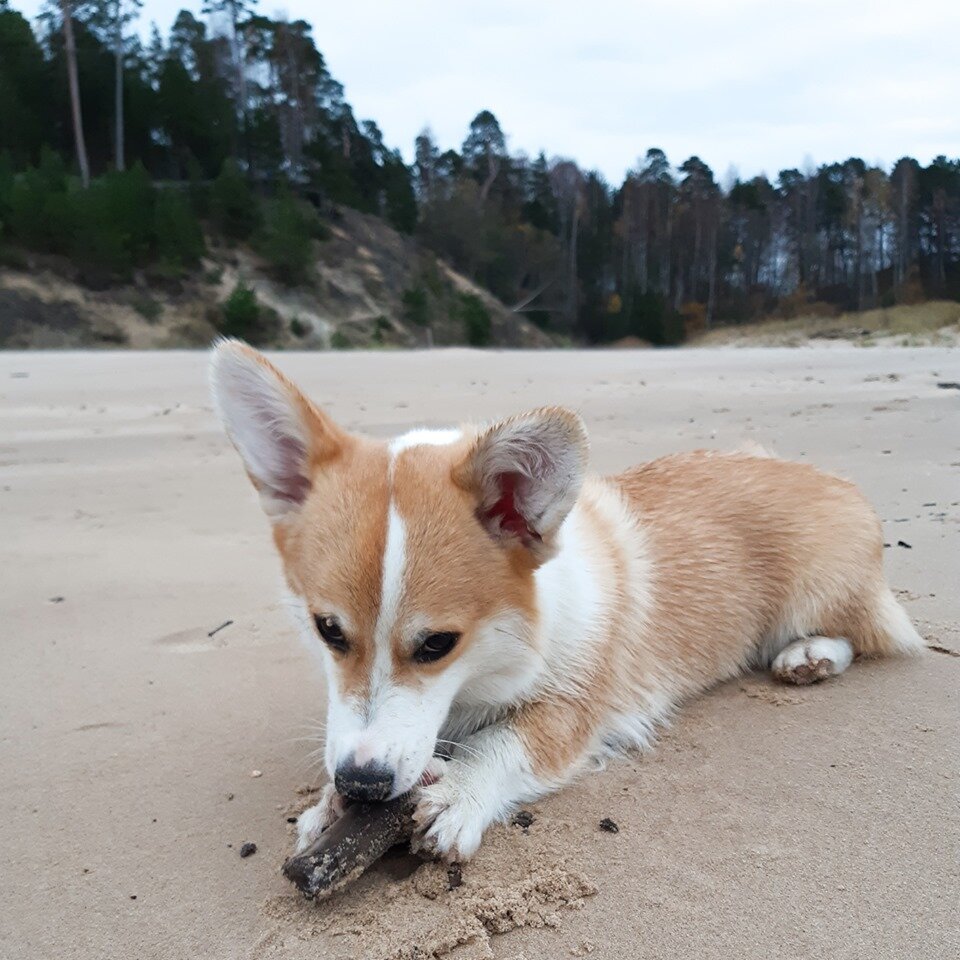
453;407;589;563
209;338;346;520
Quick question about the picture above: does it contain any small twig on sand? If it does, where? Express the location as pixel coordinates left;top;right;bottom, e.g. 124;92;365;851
928;644;960;658
208;620;234;638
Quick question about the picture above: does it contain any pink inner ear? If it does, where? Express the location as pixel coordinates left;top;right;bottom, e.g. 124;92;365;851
273;433;311;503
482;472;542;545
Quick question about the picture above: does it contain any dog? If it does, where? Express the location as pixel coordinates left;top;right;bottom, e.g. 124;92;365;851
209;338;923;862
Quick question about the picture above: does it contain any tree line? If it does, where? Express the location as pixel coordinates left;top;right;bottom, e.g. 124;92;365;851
1;0;958;343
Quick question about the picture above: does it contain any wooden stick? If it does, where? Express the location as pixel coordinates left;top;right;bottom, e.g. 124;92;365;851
282;794;417;899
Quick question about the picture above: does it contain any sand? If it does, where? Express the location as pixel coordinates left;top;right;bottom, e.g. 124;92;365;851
1;346;958;960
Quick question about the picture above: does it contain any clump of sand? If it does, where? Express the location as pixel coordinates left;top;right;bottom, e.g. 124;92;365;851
349;861;595;960
258;807;597;960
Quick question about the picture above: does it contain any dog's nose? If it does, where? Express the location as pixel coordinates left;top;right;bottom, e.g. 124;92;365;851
334;759;394;801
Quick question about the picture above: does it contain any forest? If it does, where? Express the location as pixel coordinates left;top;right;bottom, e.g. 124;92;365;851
1;0;959;344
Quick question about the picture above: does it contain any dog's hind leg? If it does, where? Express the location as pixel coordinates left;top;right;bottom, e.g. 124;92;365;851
771;636;854;685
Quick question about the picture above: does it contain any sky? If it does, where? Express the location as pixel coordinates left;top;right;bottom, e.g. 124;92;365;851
15;0;960;185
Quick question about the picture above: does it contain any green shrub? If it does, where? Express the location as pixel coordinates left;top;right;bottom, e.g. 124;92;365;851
401;285;429;326
289;316;309;337
70;190;132;278
106;164;156;261
132;294;162;322
217;280;260;339
8;169;55;249
372;315;392;343
8;148;71;252
421;259;445;297
68;166;156;280
257;190;313;285
154;188;205;271
211;159;259;241
458;293;492;346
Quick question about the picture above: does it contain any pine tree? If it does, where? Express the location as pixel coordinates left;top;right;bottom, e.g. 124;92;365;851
60;0;90;186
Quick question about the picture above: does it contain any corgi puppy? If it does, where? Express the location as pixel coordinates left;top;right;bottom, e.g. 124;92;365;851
209;339;924;862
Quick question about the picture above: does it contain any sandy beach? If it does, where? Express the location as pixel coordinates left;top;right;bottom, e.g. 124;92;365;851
2;346;958;960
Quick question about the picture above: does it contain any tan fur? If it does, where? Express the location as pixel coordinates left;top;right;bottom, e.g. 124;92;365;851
273;424;539;695
277;428;912;778
389;441;538;682
615;451;897;666
516;451;916;779
277;437;391;697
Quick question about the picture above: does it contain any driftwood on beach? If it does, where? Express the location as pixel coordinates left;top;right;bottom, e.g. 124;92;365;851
282;794;418;900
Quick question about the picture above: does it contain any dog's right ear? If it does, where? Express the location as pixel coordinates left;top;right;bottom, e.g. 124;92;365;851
209;338;346;520
452;406;589;565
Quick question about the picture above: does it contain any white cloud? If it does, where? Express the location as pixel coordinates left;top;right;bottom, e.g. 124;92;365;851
16;0;960;182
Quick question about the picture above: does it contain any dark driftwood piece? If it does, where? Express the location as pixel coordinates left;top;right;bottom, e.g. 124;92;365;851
282;794;417;899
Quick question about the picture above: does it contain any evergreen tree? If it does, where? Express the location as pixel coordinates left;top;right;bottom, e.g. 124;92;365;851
0;0;958;337
210;157;259;240
82;0;143;171
0;4;50;166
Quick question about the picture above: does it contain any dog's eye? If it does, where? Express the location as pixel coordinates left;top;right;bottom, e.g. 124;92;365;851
314;615;348;653
414;632;460;664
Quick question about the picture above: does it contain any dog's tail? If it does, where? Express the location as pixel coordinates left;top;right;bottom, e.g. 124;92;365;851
856;587;926;657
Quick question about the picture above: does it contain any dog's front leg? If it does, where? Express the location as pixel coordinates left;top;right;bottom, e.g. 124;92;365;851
412;698;589;862
294;783;347;853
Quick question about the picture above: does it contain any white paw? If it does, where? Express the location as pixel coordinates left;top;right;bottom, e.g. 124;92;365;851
772;636;854;685
411;768;486;863
294;783;346;853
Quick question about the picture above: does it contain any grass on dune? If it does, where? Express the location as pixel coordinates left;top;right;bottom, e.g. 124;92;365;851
694;301;960;346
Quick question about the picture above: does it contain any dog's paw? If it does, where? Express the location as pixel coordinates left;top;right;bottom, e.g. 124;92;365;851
411;771;486;863
772;636;853;685
293;783;346;853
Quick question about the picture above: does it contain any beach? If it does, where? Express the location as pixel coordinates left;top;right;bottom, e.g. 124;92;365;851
2;346;958;959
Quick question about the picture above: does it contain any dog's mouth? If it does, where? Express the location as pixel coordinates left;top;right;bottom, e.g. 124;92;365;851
416;765;442;788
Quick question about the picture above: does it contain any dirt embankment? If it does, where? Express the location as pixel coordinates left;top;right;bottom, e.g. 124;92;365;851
0;206;551;350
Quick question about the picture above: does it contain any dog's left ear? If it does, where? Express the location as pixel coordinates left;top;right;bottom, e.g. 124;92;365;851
209;338;346;520
453;407;589;564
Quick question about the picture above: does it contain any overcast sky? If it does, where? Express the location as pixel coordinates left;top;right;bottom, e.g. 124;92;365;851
16;0;960;184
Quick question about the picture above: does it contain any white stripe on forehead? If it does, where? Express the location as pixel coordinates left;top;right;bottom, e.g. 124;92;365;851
370;503;407;697
368;427;463;699
389;428;463;458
